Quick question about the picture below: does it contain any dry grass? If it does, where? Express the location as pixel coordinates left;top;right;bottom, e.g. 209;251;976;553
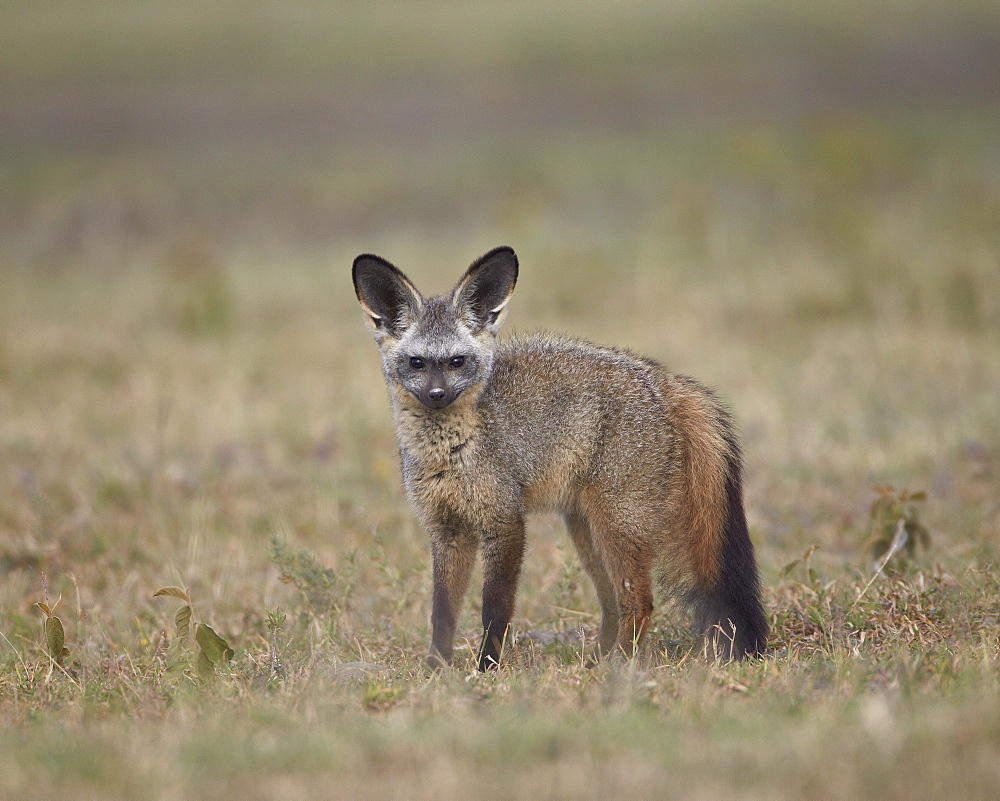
2;2;999;799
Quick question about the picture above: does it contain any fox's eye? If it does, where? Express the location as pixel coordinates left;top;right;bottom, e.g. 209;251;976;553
448;356;465;369
409;357;426;370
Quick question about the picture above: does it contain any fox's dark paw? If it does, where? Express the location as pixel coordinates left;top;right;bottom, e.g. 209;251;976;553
425;650;450;673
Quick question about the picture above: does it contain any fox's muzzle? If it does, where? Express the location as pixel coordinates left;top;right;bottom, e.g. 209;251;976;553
419;389;457;409
419;367;458;409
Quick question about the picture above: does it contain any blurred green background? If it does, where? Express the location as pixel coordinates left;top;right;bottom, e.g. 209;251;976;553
3;0;998;527
5;0;998;281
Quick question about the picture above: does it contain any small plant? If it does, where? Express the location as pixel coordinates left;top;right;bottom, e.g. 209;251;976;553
153;586;234;680
779;544;822;586
866;486;931;569
265;607;285;679
34;573;69;666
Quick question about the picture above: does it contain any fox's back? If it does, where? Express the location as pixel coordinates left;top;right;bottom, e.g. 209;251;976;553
478;334;683;513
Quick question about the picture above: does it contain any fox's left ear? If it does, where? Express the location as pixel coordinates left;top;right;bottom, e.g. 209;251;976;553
452;246;518;335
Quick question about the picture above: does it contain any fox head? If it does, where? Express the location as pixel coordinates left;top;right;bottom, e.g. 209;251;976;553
352;246;518;410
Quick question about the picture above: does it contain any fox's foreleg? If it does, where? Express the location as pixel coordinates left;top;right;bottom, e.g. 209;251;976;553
427;526;477;670
477;517;526;671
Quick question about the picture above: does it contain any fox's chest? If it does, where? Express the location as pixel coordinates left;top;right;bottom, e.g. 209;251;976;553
401;443;503;530
395;409;496;518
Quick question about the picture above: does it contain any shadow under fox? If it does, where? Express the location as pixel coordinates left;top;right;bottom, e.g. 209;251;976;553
353;246;767;670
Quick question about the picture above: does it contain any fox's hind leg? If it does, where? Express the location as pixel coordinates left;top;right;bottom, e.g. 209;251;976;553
608;560;654;659
579;492;655;660
565;512;619;659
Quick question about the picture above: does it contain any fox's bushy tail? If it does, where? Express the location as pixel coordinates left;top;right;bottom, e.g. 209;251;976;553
669;379;768;659
695;430;768;659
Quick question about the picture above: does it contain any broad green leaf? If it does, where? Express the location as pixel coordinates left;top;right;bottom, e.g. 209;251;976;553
164;638;188;675
195;623;234;665
44;616;65;662
197;650;215;680
154;586;192;604
175;604;192;642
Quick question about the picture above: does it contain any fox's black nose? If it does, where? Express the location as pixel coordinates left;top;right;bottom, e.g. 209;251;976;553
428;388;446;401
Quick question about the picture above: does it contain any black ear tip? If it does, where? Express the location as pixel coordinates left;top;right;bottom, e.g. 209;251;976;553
353;254;406;289
352;254;398;297
500;247;518;281
480;246;519;277
353;253;379;272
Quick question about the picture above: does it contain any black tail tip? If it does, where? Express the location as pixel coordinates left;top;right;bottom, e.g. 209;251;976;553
700;437;768;661
695;590;768;661
700;614;768;661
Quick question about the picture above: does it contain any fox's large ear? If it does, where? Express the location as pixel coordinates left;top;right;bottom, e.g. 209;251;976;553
352;254;423;342
451;246;518;335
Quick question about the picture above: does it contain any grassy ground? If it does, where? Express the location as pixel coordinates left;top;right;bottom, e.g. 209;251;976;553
2;2;999;799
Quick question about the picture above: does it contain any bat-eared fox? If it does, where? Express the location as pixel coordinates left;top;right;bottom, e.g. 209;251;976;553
352;246;767;670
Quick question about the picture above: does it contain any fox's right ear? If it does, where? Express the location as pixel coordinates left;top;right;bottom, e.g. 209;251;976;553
352;255;423;343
